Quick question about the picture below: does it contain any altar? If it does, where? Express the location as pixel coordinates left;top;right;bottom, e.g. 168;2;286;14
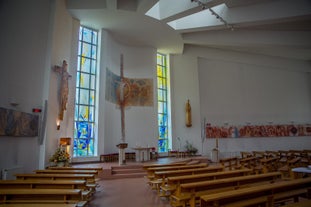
132;147;153;162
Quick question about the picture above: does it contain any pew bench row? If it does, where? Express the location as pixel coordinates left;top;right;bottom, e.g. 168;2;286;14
200;177;311;207
170;172;282;207
0;166;103;206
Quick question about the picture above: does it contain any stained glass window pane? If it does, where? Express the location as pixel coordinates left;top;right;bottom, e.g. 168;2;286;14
83;28;92;43
91;60;96;74
82;43;91;58
158;139;167;153
157;78;162;89
76;72;80;87
158;102;163;113
81;58;90;73
88;139;94;156
92;31;97;43
92;45;97;59
89;107;94;122
90;75;95;89
79;89;89;105
78;105;89;121
90;91;95;106
157;66;162;77
157;53;169;152
158;90;163;101
75;26;98;157
80;73;90;88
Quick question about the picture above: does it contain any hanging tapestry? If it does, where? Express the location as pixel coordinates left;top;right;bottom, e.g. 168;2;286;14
105;68;153;106
206;124;311;138
0;107;39;137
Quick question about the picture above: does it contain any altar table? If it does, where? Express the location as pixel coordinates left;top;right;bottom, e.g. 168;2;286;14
132;147;153;162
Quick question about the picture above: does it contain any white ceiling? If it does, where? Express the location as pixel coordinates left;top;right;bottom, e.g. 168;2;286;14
67;0;311;60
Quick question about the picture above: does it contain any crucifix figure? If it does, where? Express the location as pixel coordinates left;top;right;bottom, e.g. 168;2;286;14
53;60;72;120
116;54;129;165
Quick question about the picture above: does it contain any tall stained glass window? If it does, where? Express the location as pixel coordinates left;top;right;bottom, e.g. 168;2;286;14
157;53;169;152
74;26;98;157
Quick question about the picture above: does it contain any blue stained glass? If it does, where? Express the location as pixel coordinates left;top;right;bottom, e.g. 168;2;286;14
158;139;167;153
89;107;94;122
75;26;98;158
88;139;94;156
91;60;96;74
76;72;80;88
92;45;97;59
83;28;92;43
92;31;97;43
79;89;89;105
159;126;167;138
157;53;169;152
78;105;89;121
158;114;167;125
82;43;91;58
76;122;93;138
81;58;90;73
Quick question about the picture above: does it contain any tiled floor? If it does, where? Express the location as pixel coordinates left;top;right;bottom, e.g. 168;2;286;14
76;157;187;207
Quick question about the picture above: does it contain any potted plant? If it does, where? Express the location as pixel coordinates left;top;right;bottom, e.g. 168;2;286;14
184;140;198;156
49;147;70;166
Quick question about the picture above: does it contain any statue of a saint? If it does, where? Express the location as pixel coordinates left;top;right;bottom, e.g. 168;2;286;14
185;99;192;127
54;60;72;120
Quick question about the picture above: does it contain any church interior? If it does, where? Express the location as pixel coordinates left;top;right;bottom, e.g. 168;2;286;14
0;0;311;206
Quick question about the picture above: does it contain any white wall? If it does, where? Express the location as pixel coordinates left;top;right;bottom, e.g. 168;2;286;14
46;0;79;165
170;55;203;154
170;47;311;158
98;30;158;155
0;0;52;173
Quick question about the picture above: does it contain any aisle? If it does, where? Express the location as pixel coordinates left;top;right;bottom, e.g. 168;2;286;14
90;177;171;207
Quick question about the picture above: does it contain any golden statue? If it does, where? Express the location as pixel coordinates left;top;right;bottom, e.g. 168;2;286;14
185;99;192;127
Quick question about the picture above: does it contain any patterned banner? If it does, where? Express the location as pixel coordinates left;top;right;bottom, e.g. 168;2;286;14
206;124;311;138
105;68;153;106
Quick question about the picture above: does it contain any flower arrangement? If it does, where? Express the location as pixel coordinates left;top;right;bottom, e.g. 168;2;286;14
49;147;70;163
184;140;198;155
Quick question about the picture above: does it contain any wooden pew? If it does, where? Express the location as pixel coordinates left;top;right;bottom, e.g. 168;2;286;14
160;169;252;197
150;165;223;194
219;157;240;170
171;172;282;207
282;199;311;207
0;179;93;200
253;157;279;174
0;189;87;207
239;156;259;170
146;163;208;181
0;180;87;190
143;161;188;170
0;204;77;207
15;173;95;184
143;162;188;179
200;177;311;207
34;169;98;175
48;166;103;172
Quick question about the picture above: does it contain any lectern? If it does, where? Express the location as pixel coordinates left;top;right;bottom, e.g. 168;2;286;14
116;143;128;165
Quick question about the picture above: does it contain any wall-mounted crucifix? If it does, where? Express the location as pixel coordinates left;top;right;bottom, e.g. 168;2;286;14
53;60;72;121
